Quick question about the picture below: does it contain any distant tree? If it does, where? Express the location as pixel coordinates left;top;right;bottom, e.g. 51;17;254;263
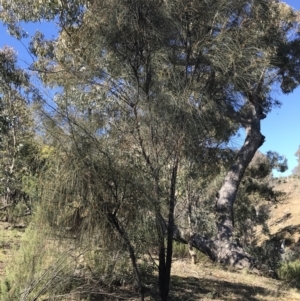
292;146;300;176
234;151;288;245
0;46;38;220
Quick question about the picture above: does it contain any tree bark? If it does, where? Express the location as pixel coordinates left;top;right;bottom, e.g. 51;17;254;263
158;160;178;301
188;92;266;268
108;213;145;301
215;100;265;240
190;233;254;268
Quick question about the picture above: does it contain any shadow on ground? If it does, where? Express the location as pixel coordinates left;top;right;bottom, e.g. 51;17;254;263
162;275;279;301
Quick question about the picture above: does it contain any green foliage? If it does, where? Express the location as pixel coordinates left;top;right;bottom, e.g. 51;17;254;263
172;242;190;259
233;151;288;245
0;205;156;301
0;0;300;299
0;46;45;222
172;241;206;263
277;260;300;287
0;225;52;300
247;238;284;276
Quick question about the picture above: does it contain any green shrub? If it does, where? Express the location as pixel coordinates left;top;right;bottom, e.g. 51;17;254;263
0;225;76;301
247;238;283;274
277;260;300;287
172;242;190;259
172;241;207;264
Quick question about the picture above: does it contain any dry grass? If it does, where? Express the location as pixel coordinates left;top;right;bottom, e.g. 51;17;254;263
0;221;23;277
149;176;300;301
266;177;300;243
0;177;299;300
168;259;300;301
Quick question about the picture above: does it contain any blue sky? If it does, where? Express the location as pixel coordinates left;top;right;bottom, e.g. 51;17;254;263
260;0;300;176
0;1;300;176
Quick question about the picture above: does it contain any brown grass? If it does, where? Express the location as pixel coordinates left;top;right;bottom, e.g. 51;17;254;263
5;223;299;301
0;221;23;277
266;177;300;244
168;259;300;301
0;177;300;300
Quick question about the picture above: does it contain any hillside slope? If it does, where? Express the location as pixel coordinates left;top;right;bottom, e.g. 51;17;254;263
266;176;300;250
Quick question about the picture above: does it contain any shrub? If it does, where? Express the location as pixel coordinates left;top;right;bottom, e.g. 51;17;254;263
172;242;190;259
247;238;283;276
0;225;79;301
277;260;300;287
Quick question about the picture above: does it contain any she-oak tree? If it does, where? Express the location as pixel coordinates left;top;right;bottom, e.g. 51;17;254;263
1;0;300;300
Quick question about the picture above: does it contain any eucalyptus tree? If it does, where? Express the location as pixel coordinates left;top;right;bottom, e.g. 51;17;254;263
187;0;300;266
0;46;37;219
1;0;300;300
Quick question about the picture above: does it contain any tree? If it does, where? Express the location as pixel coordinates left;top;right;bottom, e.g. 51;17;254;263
0;46;38;220
1;0;300;300
234;151;287;244
18;2;238;299
189;0;300;266
292;146;300;176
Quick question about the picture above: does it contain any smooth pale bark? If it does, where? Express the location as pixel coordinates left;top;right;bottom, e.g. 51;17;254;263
190;233;254;268
216;99;265;240
187;94;266;268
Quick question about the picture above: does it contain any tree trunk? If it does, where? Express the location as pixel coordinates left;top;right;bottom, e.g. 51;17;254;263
157;233;166;300
215;100;265;240
189;97;266;268
190;233;254;268
158;161;178;301
108;214;145;301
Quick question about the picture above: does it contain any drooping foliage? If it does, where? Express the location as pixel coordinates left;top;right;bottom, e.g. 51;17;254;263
0;0;300;300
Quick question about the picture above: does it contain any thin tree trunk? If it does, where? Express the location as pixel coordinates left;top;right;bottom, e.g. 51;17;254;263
186;188;197;264
157;160;178;301
157;232;166;300
108;214;145;301
163;160;178;300
153;174;167;301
